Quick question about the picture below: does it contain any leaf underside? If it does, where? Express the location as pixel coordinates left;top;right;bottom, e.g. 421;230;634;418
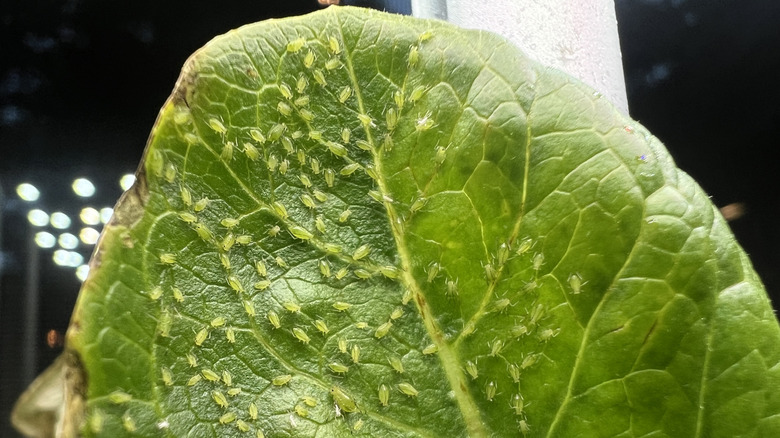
62;6;780;438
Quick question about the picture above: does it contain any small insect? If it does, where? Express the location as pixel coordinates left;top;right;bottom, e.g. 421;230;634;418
388;356;404;373
302;396;318;407
202;369;220;381
267;310;281;329
211;390;229;408
422;344;438;355
295;74;309;93
352;244;371;260
227;275;244;293
338;336;348;353
539;327;561;342
249;402;259;420
402;288;414;305
268;226;281;237
313;69;327;86
293;327;310;344
497;242;510;265
532;252;545;271
158;310;172;337
485;381;497;401
324;168;336;187
179;186;192;206
149;286;163;300
299;108;314;122
508;363;521;383
327;141;348;157
529;303;545;326
511;393;526;416
244;142;260;161
195;328;209;346
304;50;315;68
351;344;361;364
160;253;177;264
281;136;294;153
410;196;427;213
287;37;305;53
187;374;202;386
408;45;419;67
338;86;352;103
211;317;226;328
314;319;329;335
393;90;404;110
465;360;478;380
445;279;459;297
236;419;250;432
186;353;197;367
340;163;360;176
568;272;584;294
338;209;352;223
271;201;288;219
325;57;340;70
328;36;341;54
294;404;309;418
194;197;210;212
490;339;504;357
243;300;257;318
330;386;358;412
254;260;267;277
283;302;301;313
221;233;236;252
328;362;349;374
484;263;497;282
353;419;364;431
357;113;374;128
325;243;342;254
389;306;404;320
419;30;433;42
208;118;227;134
276;256;288;268
161;367;173;386
122;413;136;432
226;327;236;343
295;95;310;107
355;321;368;329
512;324;529;338
250;128;266;144
315;215;326;233
289;225;313;240
519;420;531;436
489;298;511;313
398;382;418;397
221;141;234;161
257;430;266;438
310;159;323;176
356;139;372;151
354;268;371;279
378;384;390;407
268;123;286;142
219;412;236;424
220;369;233;386
272;374;292;386
298;173;313;188
434;145;446;164
426;262;440;282
340;127;351;143
521;353;540;370
319;259;331;277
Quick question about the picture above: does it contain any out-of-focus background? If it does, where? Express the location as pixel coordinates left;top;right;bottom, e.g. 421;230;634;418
1;0;778;435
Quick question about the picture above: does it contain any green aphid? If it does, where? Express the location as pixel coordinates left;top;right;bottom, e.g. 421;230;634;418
202;369;220;381
314;319;329;335
332;301;351;311
108;391;132;404
272;374;292;386
354;269;371;279
328;362;349;374
283;302;301;313
378;384;390;407
289;225;313;240
319;259;331;277
250;128;266;144
330;386;358;412
254;280;271;291
398;382;418;397
375;321;392;339
422;344;438;355
267;310;281;329
293;327;310;344
219;412;236;424
242;142;259;161
339;209;352;223
211;390;228;408
352;244;371;260
221;217;239;228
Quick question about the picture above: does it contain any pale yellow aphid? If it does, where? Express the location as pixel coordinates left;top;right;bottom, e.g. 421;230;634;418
149;286;163;300
508;363;521;383
466;360;478;380
283;301;301;313
338;337;348;353
314;319;329;334
386;107;398;130
186;353;197;367
122;413;136;432
313;69;326;86
339;209;352;223
249;402;259;420
335;267;349;279
268;123;286;142
354;269;371;279
219;412;236;424
328;36;341;54
194;197;209;212
195;328;209;346
267;310;281;329
179;186;192;206
485;381;497;401
299;108;314;121
351;344;361;364
268;225;281;237
352;244;371;260
409;85;427;103
393;90;404;109
422;344;438;355
293;327;310;344
267;155;278;172
187;374;202;386
308;129;322;141
304;50;315;68
178;212;197;225
310;159;322;175
202;368;220;381
211;316;226;328
254;279;271;291
244;142;260;161
296;74;309;93
275;256;288;268
378;384;390;407
295;95;310;107
327;141;348;157
356;139;372;151
221;141;234;161
300;193;316;209
490;338;504;357
357;113;374;128
318;259;331;277
161;367;173;386
272;201;288;219
299;173;312;188
380;266;400;279
226;327;235;343
160;253;176;264
315;216;326;233
287;37;305;53
398;382;418;397
338;86;352;103
212;390;229;408
289;225;313;240
250;128;266;144
341;127;351;143
416;111;435;131
408;45;419;67
236;419;250;432
279;159;289;174
375;321;392;339
208;117;227;134
324;168;336;187
330;386;358;412
272;374;292;386
332;301;351;312
341;163;360;176
325;57;340;70
227;275;243;293
243;300;256;317
302;396;318;407
390;307;404;320
281;136;293;153
236;234;251;245
328;362;349;374
295;404;309;418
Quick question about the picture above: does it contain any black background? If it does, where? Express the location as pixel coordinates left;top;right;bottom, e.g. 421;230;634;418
1;0;778;435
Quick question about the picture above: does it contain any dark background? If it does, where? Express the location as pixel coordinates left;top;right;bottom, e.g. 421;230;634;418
1;0;778;435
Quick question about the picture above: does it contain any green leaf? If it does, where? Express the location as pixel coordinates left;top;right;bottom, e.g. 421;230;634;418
48;6;780;437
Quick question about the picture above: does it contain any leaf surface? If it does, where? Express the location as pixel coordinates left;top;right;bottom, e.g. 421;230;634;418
62;6;780;437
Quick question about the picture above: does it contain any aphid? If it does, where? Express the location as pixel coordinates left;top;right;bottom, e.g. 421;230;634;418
325;57;340;70
484;263;497;282
211;316;226;328
160;253;177;264
422;344;438;355
195;328;209;346
497;242;510;265
410;196;427;213
521;353;540;369
389;307;404;320
296;74;309;94
299;108;314;121
354;269;371;279
293;327;310;344
283;301;301;313
242;300;256;317
375;321;392;339
352;244;371;260
296;148;306;165
287;37;305;53
406;44;420;67
108;390;132;404
340;163;360;176
149;286;163;300
268;225;281;237
289;225;313;240
298;173;312;188
272;374;292;386
355;321;368;329
308;130;322;141
194;197;209;212
295;95;310;107
568;272;584;294
330;386;358;412
313;69;327;86
338;86;352;103
335;267;349;279
226;327;236;343
508;363;521;383
511;393;525;415
186;352;197;367
489;298;511;313
356;139;372;151
324;168;336;187
244;142;260;161
236;419;250;432
314;319;329;335
160;367;173;386
281;136;293;153
426;262;440;282
465;360;478;380
277;83;292;100
184;132;199;144
301;396;318;407
272;201;288;219
267;310;281;329
490;338;504;357
539;327;560;342
402;288;414;305
340;127;351;143
351;344;361;364
266;154;279;173
319;259;331;277
315;215;326;233
357;113;374;128
202;368;220;381
179;186;192;206
529;303;545;326
268;123;286;142
519;420;531;436
398;382;418;397
445;279;459;297
522;280;538;293
221;217;239;228
187;374;202;386
329;362;349;374
236;234;251;245
227;275;244;293
325;243;342;254
353;419;364;431
419;29;433;41
208;118;227;134
328;36;341;54
294;404;309;418
512;324;529;338
159;310;172;337
338;337;348;353
257;430;266;438
276;256;288;268
485;381;497;401
393;90;404;110
250;128;266;144
387;356;404;373
327;141;348;157
221;233;235;252
221;141;234;161
211;389;229;408
303;50;315;68
311;160;323;177
533;252;545;271
122;413;136;432
435;145;446;164
219;412;236;424
249;402;259;420
338;209;352;223
409;85;426;103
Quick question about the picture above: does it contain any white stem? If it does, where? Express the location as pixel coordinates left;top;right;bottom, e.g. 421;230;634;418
412;0;629;115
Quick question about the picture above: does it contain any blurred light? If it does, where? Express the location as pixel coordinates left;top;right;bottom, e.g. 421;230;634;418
46;329;64;348
16;183;40;201
120;174;136;191
72;178;95;197
79;207;100;225
75;264;90;282
53;249;83;267
58;233;79;249
27;209;49;226
100;207;113;224
35;231;56;248
80;227;100;245
50;212;71;229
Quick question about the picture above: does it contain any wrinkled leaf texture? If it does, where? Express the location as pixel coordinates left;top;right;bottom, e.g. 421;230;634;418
65;6;780;438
